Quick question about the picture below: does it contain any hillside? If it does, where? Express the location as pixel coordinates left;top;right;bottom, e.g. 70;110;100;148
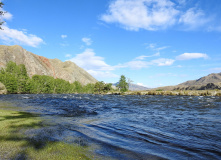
179;73;221;86
0;45;97;85
155;73;221;90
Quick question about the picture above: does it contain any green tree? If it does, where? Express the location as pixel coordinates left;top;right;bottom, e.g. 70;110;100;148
94;81;105;94
117;75;129;92
103;83;112;92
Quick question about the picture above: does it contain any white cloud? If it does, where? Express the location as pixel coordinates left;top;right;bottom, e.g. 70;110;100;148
118;57;175;69
0;6;13;20
2;12;13;21
61;35;67;39
82;37;92;46
176;53;209;60
101;0;179;31
179;8;210;29
150;58;175;66
67;48;176;79
145;43;168;51
137;83;148;87
68;49;117;79
65;54;72;58
87;70;119;78
125;60;149;69
101;0;215;31
0;26;44;47
135;52;160;60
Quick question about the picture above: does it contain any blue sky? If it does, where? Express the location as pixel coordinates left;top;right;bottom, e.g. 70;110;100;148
0;0;221;88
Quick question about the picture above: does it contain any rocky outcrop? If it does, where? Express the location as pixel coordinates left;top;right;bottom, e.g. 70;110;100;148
0;45;97;85
0;82;7;94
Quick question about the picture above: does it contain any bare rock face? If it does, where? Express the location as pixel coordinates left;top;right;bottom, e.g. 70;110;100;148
0;82;7;94
0;45;97;85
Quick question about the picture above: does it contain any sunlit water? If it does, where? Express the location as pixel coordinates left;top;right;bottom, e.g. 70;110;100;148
0;94;221;160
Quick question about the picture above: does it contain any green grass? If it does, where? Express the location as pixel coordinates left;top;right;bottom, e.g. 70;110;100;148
0;108;95;160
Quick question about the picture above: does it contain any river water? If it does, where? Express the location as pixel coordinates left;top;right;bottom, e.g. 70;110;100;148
0;94;220;160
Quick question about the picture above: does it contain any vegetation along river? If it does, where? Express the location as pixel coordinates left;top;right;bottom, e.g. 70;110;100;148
0;94;220;160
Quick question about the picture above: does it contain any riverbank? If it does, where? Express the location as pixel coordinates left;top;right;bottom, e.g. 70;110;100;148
0;107;95;160
108;90;221;96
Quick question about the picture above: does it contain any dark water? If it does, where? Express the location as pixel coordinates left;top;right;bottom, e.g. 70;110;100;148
0;94;221;160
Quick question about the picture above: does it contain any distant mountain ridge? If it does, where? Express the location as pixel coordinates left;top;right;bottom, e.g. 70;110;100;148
128;83;150;91
0;45;97;85
113;82;150;91
179;73;221;86
156;72;221;90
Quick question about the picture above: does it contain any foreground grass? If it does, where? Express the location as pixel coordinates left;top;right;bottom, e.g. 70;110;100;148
0;109;93;160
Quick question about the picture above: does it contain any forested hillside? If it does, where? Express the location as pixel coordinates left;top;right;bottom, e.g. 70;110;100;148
0;61;112;94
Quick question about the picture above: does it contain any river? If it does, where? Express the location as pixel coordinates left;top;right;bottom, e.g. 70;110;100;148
0;94;220;160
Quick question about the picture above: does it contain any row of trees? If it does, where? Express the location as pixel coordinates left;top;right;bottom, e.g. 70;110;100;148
0;61;129;94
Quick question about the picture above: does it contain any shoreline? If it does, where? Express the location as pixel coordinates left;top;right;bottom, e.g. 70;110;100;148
0;107;99;160
104;90;221;96
1;89;221;96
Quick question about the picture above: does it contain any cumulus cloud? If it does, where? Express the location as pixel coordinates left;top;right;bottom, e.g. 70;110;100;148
82;37;92;46
100;0;214;31
0;26;44;47
67;48;176;79
101;0;179;31
68;49;117;78
176;53;209;60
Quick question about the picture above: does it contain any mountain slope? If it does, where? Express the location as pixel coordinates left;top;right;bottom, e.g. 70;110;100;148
155;73;221;90
0;45;97;85
179;73;221;86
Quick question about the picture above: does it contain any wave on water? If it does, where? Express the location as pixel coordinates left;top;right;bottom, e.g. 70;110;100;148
0;94;220;160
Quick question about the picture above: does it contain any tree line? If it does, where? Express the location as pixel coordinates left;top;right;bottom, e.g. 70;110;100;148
0;61;128;94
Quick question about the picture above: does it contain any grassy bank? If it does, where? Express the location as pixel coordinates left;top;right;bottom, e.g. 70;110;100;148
0;108;95;160
109;90;221;96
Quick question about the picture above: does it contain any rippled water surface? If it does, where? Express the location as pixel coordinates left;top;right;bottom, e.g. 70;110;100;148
0;94;221;160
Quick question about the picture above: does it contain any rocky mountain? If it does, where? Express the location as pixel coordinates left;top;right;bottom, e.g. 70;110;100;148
0;45;97;85
155;73;221;90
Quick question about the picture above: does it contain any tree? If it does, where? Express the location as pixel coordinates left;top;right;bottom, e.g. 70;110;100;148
94;81;105;94
117;75;129;92
0;2;6;30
